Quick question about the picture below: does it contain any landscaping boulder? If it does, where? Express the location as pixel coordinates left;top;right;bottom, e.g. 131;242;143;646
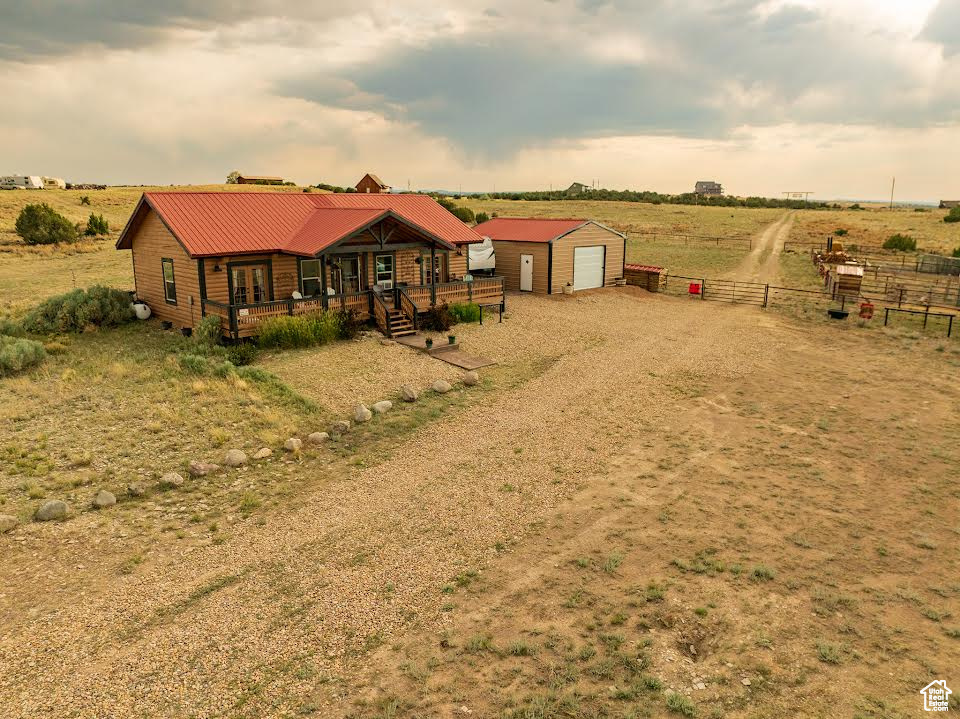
253;447;273;460
284;437;303;453
307;432;329;445
0;515;17;533
35;500;68;522
401;384;419;402
462;370;479;387
158;472;185;490
92;490;116;509
432;379;452;394
127;482;147;498
329;420;351;437
224;449;247;468
188;460;220;478
372;400;393;414
354;404;373;423
379;338;396;346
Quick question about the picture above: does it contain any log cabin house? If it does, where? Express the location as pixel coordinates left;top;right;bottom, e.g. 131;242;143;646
116;192;504;339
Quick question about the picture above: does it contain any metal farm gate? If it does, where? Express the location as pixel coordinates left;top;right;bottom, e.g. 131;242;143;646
662;275;769;307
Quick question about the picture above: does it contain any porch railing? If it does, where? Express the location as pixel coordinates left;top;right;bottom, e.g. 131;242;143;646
201;277;504;338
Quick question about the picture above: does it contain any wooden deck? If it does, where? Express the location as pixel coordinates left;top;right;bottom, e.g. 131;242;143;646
204;277;505;339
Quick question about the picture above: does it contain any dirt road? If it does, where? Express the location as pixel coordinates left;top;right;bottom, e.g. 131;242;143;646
726;211;795;283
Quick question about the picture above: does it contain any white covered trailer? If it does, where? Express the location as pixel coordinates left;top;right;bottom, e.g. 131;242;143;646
42;176;66;189
0;175;43;189
467;236;496;273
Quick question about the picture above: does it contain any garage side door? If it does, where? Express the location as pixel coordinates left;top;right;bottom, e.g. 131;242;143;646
573;246;605;290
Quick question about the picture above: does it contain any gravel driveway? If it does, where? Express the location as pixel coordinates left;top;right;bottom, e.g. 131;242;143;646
0;289;779;718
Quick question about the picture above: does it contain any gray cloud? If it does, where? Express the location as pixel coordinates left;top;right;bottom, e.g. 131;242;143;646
279;1;952;156
921;0;960;56
0;1;352;59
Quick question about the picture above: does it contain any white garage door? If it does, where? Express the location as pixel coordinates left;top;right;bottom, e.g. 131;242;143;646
573;246;605;290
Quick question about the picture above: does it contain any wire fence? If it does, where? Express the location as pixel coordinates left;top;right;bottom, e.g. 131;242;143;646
633;232;754;249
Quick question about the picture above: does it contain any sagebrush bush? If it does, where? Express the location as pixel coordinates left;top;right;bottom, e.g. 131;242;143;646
0;335;47;376
0;318;24;337
945;206;960;224
15;203;78;245
84;213;110;236
419;303;455;332
22;286;134;333
448;302;481;323
475;212;490;224
883;233;917;251
452;206;475;223
226;342;258;366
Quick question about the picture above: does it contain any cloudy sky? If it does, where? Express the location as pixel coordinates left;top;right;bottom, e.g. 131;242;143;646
1;0;958;200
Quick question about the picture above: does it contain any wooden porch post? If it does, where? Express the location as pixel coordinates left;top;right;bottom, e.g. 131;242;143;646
320;254;328;310
430;244;437;306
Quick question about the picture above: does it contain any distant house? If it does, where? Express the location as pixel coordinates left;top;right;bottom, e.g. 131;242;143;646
940;200;959;209
42;176;66;190
565;182;589;195
355;173;391;194
236;174;284;185
0;175;43;190
694;180;723;196
474;217;625;294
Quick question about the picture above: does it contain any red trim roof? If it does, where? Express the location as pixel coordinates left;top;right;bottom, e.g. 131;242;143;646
473;217;588;243
117;191;483;257
625;263;664;273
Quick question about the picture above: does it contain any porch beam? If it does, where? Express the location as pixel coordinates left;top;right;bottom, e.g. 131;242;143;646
320;253;329;309
430;244;437;305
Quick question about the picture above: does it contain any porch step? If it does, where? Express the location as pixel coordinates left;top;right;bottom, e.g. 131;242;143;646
391;329;417;338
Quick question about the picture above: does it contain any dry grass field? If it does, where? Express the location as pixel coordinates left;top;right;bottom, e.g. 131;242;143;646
789;206;960;254
1;197;958;719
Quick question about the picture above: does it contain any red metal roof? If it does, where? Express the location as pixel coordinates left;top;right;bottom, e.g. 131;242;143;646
117;191;483;257
473;217;588;243
313;193;483;246
625;263;664;272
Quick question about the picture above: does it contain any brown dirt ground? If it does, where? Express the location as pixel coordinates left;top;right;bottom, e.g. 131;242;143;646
1;290;958;719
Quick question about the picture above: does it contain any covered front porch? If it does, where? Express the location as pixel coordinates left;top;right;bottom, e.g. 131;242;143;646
197;212;504;338
202;277;505;339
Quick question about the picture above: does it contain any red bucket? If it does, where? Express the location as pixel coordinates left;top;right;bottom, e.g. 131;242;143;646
689;283;701;295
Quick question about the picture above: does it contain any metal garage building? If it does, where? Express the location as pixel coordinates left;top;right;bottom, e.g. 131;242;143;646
472;217;626;294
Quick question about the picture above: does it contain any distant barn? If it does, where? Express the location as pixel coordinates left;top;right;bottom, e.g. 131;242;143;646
237;174;284;185
565;182;589;195
940;200;959;209
355;173;391;194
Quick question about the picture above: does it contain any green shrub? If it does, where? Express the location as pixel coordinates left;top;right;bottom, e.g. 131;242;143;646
952;247;960;258
665;692;697;716
226;342;258;366
452;206;475;223
475;211;490;224
883;233;917;251
945;206;960;223
335;309;363;340
178;353;210;374
419;303;455;332
449;302;481;323
84;213;109;236
15;203;78;245
79;195;91;206
0;318;24;337
834;228;848;236
0;335;47;376
21;286;134;333
193;315;222;349
256;312;342;349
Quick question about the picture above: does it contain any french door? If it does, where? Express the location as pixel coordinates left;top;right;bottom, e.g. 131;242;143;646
330;256;361;294
231;264;269;305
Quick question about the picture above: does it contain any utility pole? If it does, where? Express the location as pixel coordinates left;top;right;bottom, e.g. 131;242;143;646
889;177;895;209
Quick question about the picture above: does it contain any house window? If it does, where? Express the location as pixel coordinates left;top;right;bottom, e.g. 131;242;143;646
162;258;177;304
375;254;394;289
300;259;321;296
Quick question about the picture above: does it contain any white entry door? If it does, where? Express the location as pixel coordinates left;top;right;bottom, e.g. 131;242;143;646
520;254;534;291
573;246;605;290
